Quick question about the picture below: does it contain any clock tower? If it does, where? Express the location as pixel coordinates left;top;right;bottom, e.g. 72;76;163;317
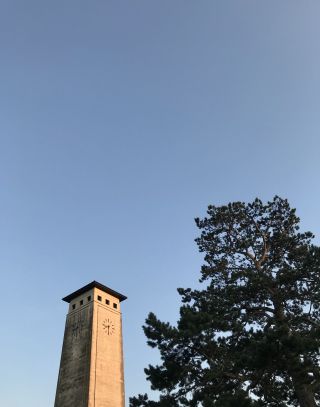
54;281;127;407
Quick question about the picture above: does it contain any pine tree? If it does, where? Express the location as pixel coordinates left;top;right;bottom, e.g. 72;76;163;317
130;197;320;407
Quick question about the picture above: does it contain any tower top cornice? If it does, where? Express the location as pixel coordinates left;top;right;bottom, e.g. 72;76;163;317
62;280;127;303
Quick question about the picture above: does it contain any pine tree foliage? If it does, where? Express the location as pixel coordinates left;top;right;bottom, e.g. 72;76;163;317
130;197;320;407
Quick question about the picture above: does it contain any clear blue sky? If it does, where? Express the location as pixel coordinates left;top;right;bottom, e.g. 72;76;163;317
1;1;320;406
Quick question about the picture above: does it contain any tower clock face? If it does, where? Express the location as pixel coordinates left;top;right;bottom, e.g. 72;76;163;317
103;318;115;335
71;319;84;339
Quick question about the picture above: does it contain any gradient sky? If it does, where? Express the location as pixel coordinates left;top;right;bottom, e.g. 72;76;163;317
1;1;320;406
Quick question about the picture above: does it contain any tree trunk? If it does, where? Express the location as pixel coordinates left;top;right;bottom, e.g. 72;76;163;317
294;384;317;407
284;340;317;407
271;299;317;407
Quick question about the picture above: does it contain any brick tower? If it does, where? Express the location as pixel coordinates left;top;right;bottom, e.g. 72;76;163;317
54;281;127;407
